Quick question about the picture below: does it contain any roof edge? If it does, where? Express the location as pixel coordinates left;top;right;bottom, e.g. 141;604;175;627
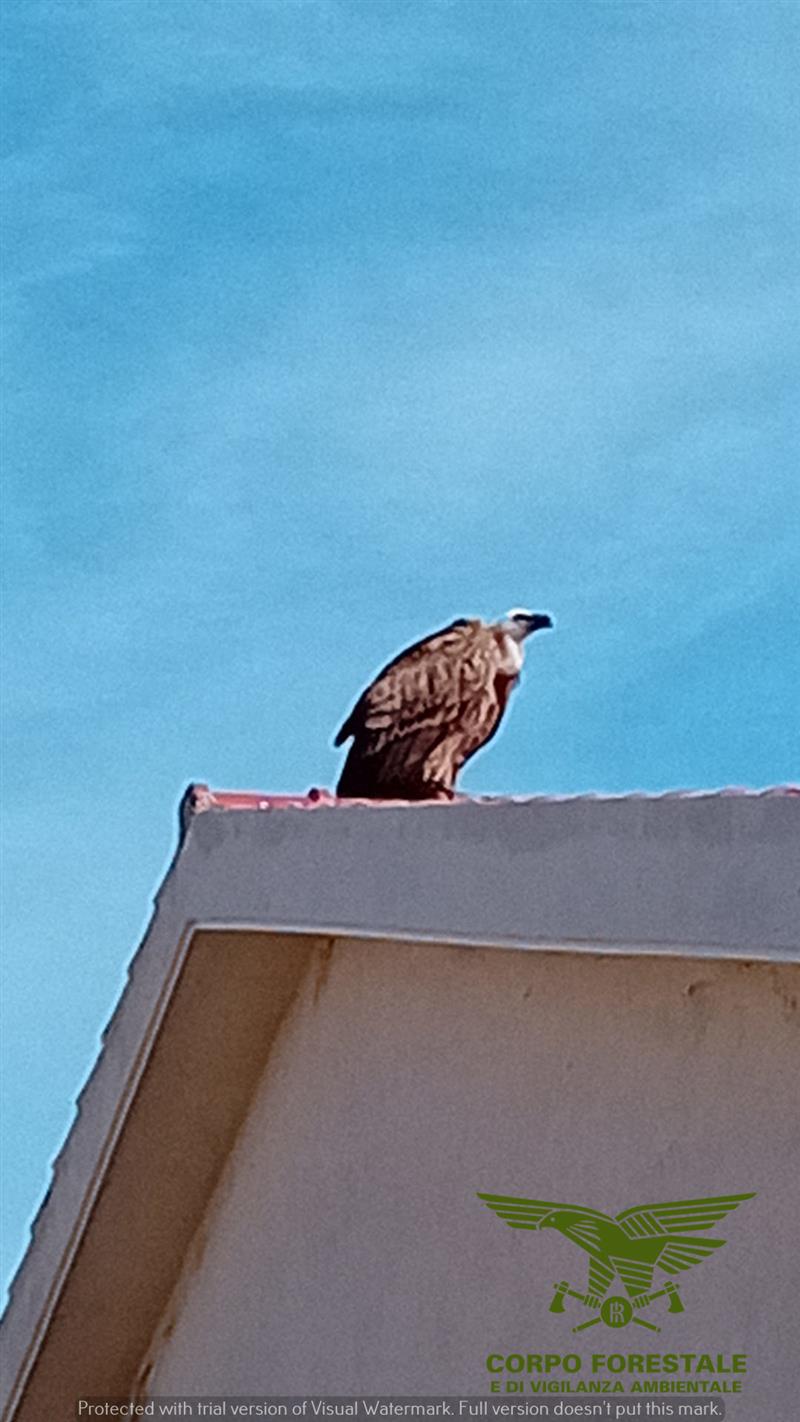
182;782;800;816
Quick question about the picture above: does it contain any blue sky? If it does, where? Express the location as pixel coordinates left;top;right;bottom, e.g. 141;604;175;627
1;0;798;1294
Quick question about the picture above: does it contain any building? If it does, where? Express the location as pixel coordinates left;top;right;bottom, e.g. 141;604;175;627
1;785;798;1419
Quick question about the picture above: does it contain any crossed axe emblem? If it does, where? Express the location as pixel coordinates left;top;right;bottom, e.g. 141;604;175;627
549;1278;685;1333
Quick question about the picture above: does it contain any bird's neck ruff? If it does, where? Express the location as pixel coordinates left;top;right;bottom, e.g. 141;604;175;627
497;631;524;673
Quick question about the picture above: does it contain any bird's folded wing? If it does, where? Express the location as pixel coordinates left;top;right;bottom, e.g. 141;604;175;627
477;1194;609;1230
616;1194;755;1239
335;620;495;746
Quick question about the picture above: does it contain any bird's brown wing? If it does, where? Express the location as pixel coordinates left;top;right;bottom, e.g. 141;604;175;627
335;619;510;797
335;619;488;745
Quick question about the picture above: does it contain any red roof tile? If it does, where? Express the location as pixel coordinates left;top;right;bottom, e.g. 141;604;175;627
184;781;800;816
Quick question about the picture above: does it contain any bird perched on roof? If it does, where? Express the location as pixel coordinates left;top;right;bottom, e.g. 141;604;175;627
334;609;553;801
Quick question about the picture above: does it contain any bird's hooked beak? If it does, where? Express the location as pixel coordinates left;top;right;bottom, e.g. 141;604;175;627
503;609;554;643
523;613;553;636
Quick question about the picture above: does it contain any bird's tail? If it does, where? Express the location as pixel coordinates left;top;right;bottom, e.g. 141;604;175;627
336;736;453;801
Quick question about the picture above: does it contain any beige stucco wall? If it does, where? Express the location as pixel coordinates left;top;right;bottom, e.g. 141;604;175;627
139;937;798;1413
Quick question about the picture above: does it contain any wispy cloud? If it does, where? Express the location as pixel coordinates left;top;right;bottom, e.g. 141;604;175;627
20;0;469;103
1;153;142;293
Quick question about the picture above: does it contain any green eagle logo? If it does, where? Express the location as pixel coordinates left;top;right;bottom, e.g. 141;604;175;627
477;1191;755;1332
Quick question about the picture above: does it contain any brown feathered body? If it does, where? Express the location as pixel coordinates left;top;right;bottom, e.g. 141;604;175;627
335;617;532;801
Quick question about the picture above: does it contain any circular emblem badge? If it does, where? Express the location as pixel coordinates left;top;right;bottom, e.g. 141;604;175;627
601;1296;633;1328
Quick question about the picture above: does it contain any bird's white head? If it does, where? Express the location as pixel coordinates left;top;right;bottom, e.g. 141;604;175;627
501;608;554;643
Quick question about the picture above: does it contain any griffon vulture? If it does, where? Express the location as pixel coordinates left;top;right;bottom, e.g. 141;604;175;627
334;609;553;800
